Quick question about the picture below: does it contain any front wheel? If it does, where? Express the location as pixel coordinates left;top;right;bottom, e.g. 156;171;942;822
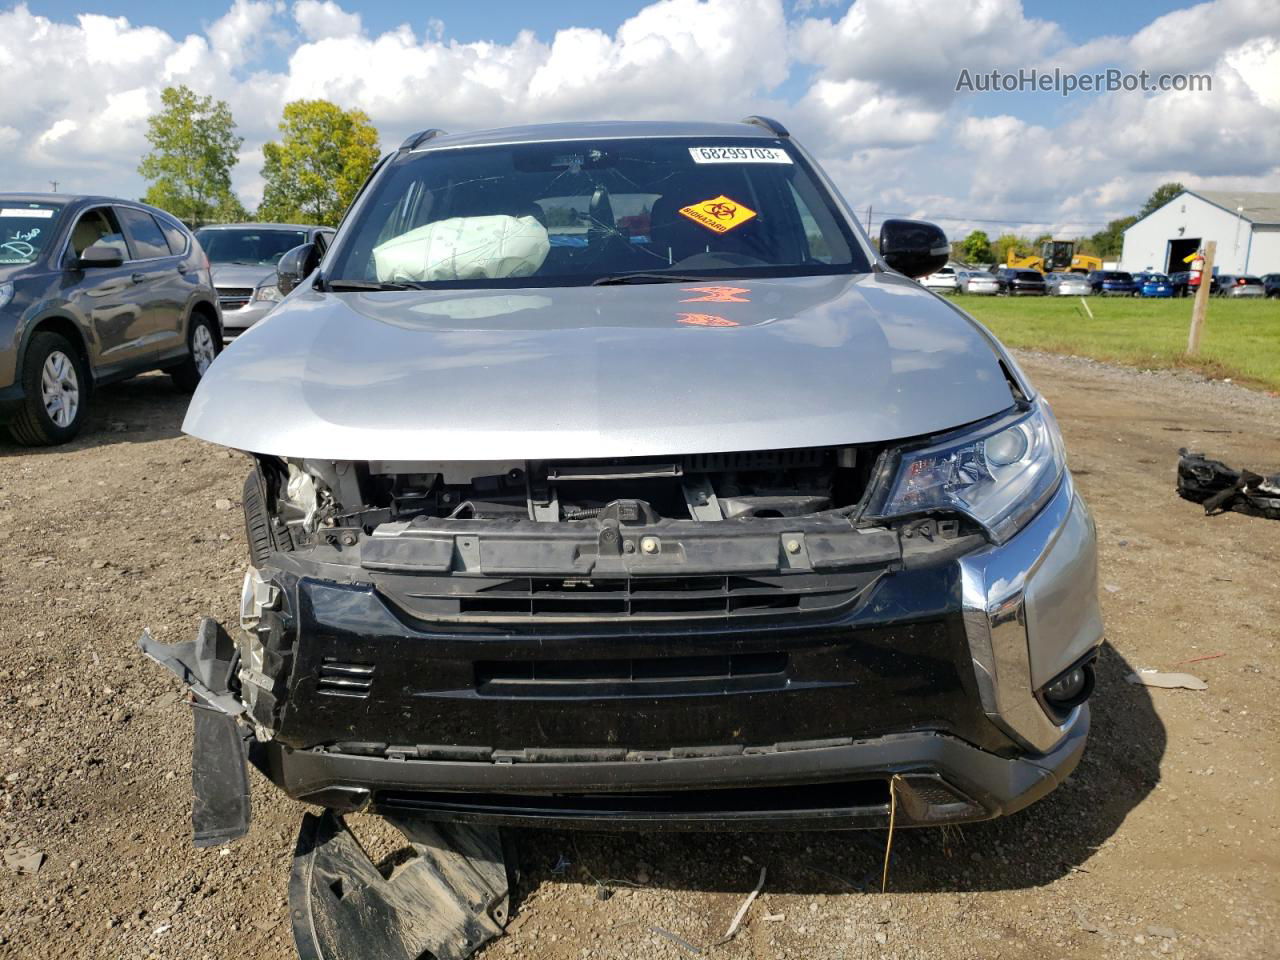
171;313;221;393
7;331;89;446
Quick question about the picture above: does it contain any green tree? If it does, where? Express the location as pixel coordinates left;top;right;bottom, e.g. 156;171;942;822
960;229;993;264
1088;216;1137;258
138;85;243;227
993;233;1025;265
258;100;380;226
1139;182;1186;219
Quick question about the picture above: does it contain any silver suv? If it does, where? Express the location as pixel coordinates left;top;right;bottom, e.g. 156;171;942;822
146;119;1102;841
0;194;220;445
194;223;334;338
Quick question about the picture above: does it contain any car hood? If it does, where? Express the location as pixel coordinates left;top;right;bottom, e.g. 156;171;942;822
210;263;275;288
183;273;1019;460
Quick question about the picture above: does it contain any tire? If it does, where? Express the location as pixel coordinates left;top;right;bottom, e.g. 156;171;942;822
7;331;89;446
242;468;294;566
243;470;275;567
170;311;221;393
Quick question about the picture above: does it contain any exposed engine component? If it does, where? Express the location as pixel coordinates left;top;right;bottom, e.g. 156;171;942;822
259;446;879;537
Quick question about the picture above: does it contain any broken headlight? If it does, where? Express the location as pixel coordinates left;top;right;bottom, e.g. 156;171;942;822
879;401;1066;543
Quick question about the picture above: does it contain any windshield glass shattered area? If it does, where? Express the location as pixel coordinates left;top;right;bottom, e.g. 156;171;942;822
326;138;868;288
0;203;63;265
195;228;309;265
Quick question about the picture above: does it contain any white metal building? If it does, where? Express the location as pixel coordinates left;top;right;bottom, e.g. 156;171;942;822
1120;190;1280;276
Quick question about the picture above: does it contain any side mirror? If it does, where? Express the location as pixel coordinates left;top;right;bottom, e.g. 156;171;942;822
76;244;124;270
879;219;949;279
277;242;321;295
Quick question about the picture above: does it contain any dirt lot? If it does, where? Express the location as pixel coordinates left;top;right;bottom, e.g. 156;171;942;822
0;352;1277;960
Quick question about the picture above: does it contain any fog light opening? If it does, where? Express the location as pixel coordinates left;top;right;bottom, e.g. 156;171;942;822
1042;660;1095;715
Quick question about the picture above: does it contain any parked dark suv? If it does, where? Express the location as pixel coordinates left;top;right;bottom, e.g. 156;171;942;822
0;195;221;445
994;267;1047;295
1087;270;1137;296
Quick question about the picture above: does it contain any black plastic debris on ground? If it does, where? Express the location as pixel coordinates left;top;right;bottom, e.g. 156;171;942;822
290;811;512;960
1177;449;1280;521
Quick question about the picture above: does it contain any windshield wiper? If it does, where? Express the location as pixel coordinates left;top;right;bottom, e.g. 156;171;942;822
326;280;420;291
591;273;716;286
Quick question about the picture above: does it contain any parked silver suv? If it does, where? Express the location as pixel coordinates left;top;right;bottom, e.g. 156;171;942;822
194;223;334;337
146;119;1102;842
0;194;220;445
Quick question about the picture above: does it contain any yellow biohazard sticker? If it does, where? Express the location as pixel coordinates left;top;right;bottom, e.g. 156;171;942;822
678;195;757;234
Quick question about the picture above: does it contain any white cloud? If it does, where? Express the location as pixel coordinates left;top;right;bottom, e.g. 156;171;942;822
293;0;362;41
0;0;1274;238
793;0;1062;106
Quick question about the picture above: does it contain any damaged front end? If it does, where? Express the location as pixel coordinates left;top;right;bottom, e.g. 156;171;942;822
144;405;1102;835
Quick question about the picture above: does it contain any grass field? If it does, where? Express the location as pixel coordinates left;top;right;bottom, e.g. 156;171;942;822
957;294;1280;392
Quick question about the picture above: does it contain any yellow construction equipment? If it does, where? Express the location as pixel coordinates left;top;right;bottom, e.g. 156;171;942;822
1006;240;1102;274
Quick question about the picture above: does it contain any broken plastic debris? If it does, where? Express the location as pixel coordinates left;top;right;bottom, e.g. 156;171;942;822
1126;670;1207;690
3;848;44;875
1177;450;1280;521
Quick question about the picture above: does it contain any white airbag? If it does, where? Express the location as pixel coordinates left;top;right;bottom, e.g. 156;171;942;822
373;215;550;283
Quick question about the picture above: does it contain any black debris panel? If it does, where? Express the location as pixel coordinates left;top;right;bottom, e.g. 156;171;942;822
1177;449;1280;521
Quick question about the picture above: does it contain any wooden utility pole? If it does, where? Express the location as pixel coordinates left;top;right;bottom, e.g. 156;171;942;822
1186;240;1216;357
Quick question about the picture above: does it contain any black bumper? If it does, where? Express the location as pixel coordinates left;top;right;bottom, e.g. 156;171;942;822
260;709;1087;830
220;544;1087;829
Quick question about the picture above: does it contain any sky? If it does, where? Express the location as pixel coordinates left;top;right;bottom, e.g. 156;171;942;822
2;0;1277;240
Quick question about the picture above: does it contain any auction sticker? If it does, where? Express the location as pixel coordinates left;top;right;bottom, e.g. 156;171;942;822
689;146;792;164
678;195;757;233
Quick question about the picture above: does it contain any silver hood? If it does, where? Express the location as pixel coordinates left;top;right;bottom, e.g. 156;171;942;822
210;263;275;289
183;273;1020;460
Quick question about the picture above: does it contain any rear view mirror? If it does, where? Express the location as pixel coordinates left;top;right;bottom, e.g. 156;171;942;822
277;243;321;295
879;219;949;279
76;244;124;270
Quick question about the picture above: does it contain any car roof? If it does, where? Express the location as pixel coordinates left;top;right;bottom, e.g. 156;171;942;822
197;222;326;231
411;120;778;153
0;192;115;205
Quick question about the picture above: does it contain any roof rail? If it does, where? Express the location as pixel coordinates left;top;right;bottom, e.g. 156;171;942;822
399;129;448;151
740;115;789;138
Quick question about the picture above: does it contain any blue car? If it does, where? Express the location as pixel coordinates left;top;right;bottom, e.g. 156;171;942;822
1088;270;1138;296
1132;272;1174;298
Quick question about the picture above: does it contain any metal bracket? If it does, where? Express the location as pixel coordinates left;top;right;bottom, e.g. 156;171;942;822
682;475;722;521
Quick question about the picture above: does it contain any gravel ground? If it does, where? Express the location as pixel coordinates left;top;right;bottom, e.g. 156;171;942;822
0;351;1276;960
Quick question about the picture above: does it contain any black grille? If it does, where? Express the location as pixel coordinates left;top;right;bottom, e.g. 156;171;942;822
680;449;828;472
317;659;374;698
391;572;877;622
475;651;788;697
217;287;253;310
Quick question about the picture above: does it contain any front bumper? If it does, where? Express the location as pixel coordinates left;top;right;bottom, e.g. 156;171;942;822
262;713;1087;830
220;300;276;336
147;476;1101;831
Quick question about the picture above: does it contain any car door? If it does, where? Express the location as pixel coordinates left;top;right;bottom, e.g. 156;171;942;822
61;205;152;374
114;205;188;357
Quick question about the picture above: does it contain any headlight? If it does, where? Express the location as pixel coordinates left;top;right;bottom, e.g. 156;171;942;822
0;282;13;310
877;401;1066;543
252;283;283;303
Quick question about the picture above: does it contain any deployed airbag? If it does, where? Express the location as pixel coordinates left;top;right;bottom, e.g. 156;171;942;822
374;215;550;283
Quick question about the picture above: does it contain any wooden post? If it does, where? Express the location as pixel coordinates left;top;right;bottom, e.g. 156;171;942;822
1186;241;1216;356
